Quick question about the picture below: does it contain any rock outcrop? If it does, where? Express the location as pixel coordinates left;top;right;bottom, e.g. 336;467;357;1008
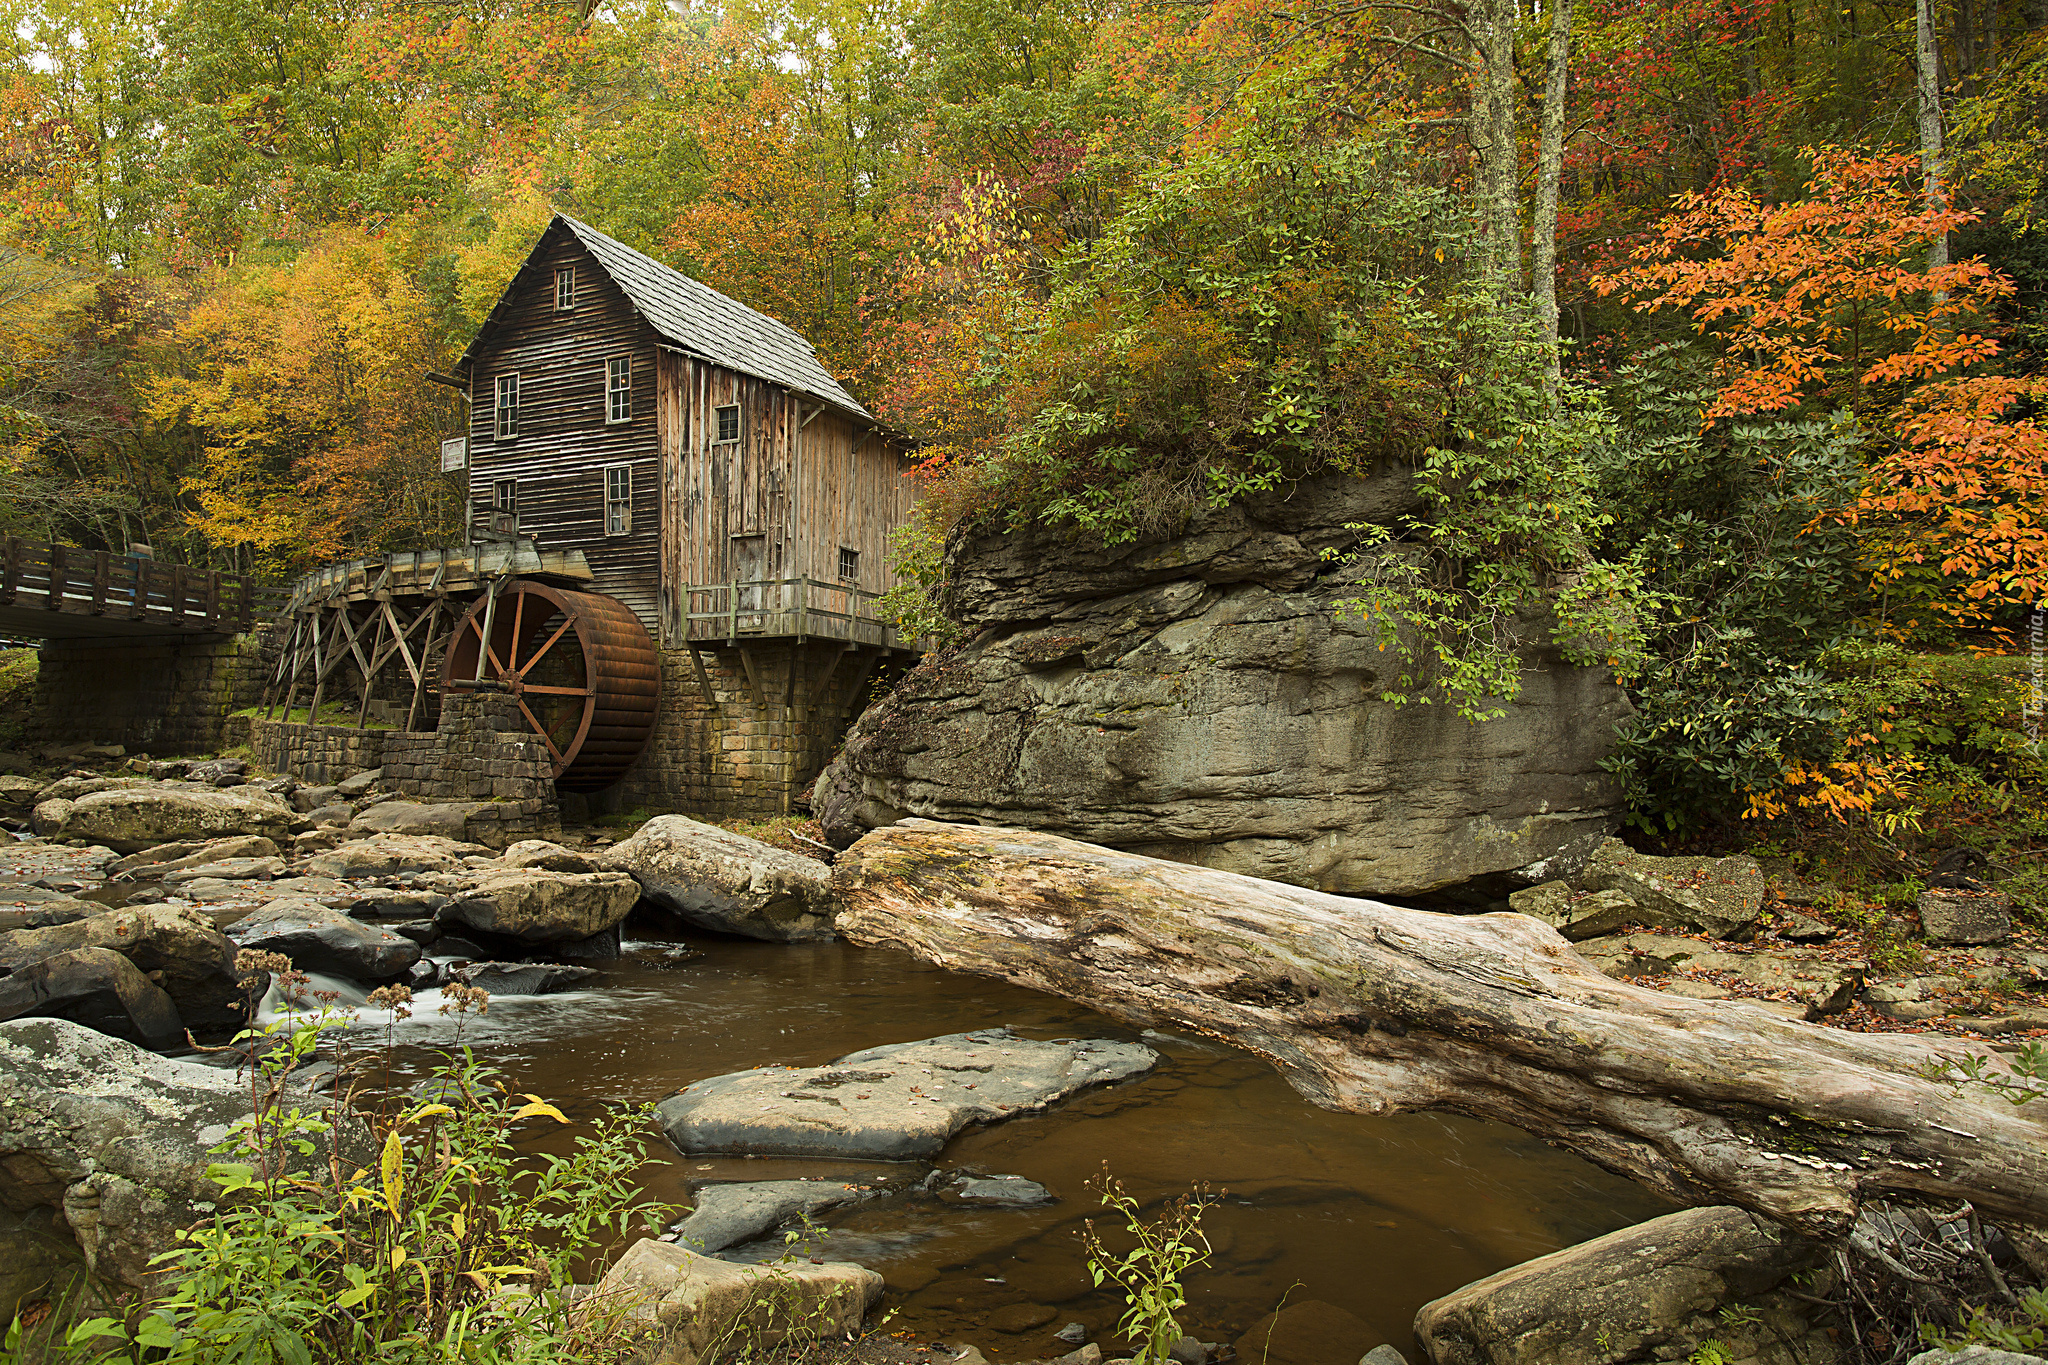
603;816;835;941
814;473;1627;898
0;1018;254;1293
0;947;183;1048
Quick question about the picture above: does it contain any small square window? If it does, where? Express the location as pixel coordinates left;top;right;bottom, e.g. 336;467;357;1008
494;478;517;514
604;465;632;536
607;357;632;423
714;404;740;444
837;546;860;582
555;267;576;311
494;374;519;439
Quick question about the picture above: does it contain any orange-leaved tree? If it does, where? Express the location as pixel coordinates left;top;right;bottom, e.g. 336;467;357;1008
1594;147;2048;622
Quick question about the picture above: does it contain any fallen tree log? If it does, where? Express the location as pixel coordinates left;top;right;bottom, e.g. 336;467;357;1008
831;820;2048;1238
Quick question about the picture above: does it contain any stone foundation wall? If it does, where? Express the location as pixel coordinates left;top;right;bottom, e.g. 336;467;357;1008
248;692;558;839
37;627;279;755
614;641;896;819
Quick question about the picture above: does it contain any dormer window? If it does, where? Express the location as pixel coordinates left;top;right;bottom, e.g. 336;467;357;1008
555;267;576;311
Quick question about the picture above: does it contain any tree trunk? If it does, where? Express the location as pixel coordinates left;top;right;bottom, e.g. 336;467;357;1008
1917;0;1950;271
1532;0;1574;390
1469;0;1523;288
833;821;2048;1240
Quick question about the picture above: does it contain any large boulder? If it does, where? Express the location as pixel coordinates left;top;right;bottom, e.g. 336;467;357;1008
226;898;420;982
32;785;300;854
0;1017;255;1295
656;1028;1157;1160
596;1238;882;1365
436;868;640;943
0;947;183;1048
350;800;486;841
602;816;835;942
299;833;481;879
1413;1206;1837;1365
1575;840;1765;940
0;904;245;1029
812;473;1625;899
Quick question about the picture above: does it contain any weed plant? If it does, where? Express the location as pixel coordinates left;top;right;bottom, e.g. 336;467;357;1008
1078;1167;1216;1364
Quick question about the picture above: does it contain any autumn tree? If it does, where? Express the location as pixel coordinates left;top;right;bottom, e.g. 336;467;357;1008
1597;148;2048;622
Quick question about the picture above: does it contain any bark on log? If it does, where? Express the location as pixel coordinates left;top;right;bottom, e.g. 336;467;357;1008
831;821;2048;1239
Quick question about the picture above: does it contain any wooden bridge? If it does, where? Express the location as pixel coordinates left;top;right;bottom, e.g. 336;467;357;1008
0;537;281;641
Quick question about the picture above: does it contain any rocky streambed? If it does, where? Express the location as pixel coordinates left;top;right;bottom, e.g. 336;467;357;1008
1;752;2045;1365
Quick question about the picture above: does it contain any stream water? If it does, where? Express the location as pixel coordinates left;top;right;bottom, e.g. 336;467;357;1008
299;929;1677;1360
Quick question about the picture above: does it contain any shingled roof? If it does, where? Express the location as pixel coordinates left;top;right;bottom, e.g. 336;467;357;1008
463;214;871;422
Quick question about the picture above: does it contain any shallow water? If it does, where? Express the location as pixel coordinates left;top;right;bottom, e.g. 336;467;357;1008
294;931;1675;1359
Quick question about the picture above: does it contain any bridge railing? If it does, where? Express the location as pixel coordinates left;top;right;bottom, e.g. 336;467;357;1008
0;537;281;633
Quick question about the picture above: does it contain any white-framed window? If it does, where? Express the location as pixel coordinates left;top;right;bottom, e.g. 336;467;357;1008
713;403;741;444
604;464;632;536
838;546;859;582
494;478;517;514
494;373;519;439
607;356;632;424
555;266;576;311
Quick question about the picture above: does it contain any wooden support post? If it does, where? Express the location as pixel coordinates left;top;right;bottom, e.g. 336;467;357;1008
687;646;723;718
404;601;443;733
46;543;64;611
1;538;17;606
839;651;878;719
736;647;767;710
129;562;148;620
204;569;220;623
91;551;109;614
355;606;390;730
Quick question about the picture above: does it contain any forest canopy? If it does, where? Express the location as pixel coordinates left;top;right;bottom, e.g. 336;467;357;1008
2;0;2045;832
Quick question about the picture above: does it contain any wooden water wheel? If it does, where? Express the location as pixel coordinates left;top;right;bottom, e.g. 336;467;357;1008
442;580;660;792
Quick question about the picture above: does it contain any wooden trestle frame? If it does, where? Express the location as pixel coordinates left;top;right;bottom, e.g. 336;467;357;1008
261;579;455;734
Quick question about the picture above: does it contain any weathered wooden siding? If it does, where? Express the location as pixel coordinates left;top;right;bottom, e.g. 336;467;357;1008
656;350;917;647
467;226;662;631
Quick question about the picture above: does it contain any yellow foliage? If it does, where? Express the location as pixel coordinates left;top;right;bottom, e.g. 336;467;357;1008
143;227;464;572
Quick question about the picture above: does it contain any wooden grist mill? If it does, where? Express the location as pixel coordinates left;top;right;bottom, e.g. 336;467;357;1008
441;580;658;791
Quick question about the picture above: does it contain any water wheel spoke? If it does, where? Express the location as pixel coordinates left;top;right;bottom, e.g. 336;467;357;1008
520;613;579;674
508;590;528;671
514;696;569;769
519;684;593;696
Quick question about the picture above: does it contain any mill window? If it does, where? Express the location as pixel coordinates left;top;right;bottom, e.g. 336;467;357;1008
493;478;517;514
714;404;741;444
605;464;632;536
838;546;860;582
555;267;576;311
494;373;519;439
607;357;632;424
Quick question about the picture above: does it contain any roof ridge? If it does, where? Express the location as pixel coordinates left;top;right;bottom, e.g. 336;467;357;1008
551;214;870;422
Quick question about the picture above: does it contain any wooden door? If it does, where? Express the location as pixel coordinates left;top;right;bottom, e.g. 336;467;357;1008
730;534;765;631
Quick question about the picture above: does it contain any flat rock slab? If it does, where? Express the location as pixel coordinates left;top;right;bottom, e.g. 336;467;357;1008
669;1179;877;1253
656;1028;1158;1160
946;1173;1053;1205
300;834;483;878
